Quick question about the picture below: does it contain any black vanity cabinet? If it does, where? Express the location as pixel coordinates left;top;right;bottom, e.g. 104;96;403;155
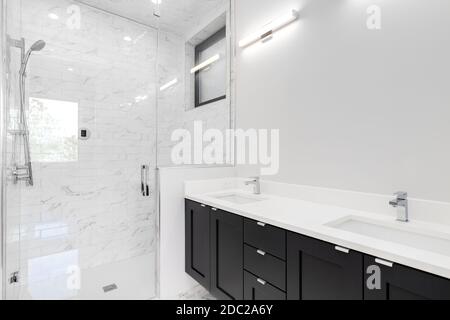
287;232;363;300
185;199;211;290
210;208;244;300
186;199;450;301
364;256;450;300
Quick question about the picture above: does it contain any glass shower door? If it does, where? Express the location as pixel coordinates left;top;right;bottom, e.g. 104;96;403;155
3;0;158;300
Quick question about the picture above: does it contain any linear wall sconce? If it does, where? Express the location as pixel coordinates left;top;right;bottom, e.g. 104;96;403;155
160;78;178;91
190;54;220;74
239;9;299;48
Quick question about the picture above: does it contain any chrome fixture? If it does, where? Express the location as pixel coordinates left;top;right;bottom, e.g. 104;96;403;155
8;38;46;186
245;177;261;195
389;191;408;222
102;283;118;293
9;271;19;284
238;9;300;48
335;246;350;254
20;40;46;76
375;258;394;268
256;249;266;256
141;165;150;197
257;278;267;286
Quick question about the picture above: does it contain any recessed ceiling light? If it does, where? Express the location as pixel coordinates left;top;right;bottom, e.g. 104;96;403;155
48;13;59;20
123;36;132;42
67;67;74;72
152;0;162;4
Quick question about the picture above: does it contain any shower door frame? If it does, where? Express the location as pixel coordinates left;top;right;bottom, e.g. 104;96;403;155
1;0;161;300
0;0;8;301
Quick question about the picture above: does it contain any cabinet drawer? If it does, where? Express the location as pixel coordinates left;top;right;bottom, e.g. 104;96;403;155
244;271;286;300
244;244;286;291
244;219;286;260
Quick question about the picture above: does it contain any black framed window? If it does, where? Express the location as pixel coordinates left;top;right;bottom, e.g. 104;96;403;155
195;27;227;108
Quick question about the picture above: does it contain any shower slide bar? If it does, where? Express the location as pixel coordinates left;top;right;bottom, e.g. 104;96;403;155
7;36;46;186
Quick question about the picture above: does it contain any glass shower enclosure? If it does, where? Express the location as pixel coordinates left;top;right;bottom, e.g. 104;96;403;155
1;0;159;299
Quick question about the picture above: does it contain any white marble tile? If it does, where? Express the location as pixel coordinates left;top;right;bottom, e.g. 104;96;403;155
4;0;158;298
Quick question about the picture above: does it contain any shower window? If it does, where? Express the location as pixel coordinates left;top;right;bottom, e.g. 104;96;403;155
28;97;78;162
195;27;227;107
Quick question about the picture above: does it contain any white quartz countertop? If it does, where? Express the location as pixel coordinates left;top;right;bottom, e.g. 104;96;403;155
186;189;450;280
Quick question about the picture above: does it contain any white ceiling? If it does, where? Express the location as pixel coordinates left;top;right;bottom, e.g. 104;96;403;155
76;0;228;36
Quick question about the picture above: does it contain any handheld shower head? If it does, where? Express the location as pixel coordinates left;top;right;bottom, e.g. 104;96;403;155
30;40;46;52
21;40;46;75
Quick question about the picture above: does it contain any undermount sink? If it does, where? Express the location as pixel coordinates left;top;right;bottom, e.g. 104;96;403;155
212;193;267;205
327;216;450;257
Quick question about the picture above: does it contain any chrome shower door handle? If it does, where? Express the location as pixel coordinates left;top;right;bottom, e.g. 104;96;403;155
141;165;150;197
141;165;146;196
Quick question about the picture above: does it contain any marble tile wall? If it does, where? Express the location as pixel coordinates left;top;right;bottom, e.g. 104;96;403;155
157;13;232;167
5;0;158;298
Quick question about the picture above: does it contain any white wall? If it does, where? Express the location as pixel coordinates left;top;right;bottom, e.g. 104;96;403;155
158;166;235;299
235;0;450;202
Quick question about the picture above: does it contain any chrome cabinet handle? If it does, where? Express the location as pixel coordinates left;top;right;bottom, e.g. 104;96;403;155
211;208;218;211
200;204;206;208
335;246;350;254
375;258;394;268
257;278;266;286
256;249;266;256
257;222;266;227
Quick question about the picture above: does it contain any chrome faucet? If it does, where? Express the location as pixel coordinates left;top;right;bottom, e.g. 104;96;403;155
389;191;408;222
245;177;261;195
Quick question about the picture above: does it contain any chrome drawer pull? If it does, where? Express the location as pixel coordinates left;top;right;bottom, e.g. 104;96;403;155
257;222;266;227
256;249;266;256
257;278;266;286
335;246;350;254
375;258;394;268
200;204;206;208
211;208;218;211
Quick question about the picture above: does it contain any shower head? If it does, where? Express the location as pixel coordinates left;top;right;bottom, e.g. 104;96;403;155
20;40;46;75
30;40;46;52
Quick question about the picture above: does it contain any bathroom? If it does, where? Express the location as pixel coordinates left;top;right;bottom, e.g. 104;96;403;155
1;0;450;303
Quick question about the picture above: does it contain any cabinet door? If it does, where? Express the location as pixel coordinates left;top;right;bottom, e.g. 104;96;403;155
364;256;450;300
287;232;363;300
210;208;244;300
244;271;286;300
185;200;211;290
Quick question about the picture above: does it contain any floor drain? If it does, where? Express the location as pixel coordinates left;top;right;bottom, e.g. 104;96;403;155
103;284;118;293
